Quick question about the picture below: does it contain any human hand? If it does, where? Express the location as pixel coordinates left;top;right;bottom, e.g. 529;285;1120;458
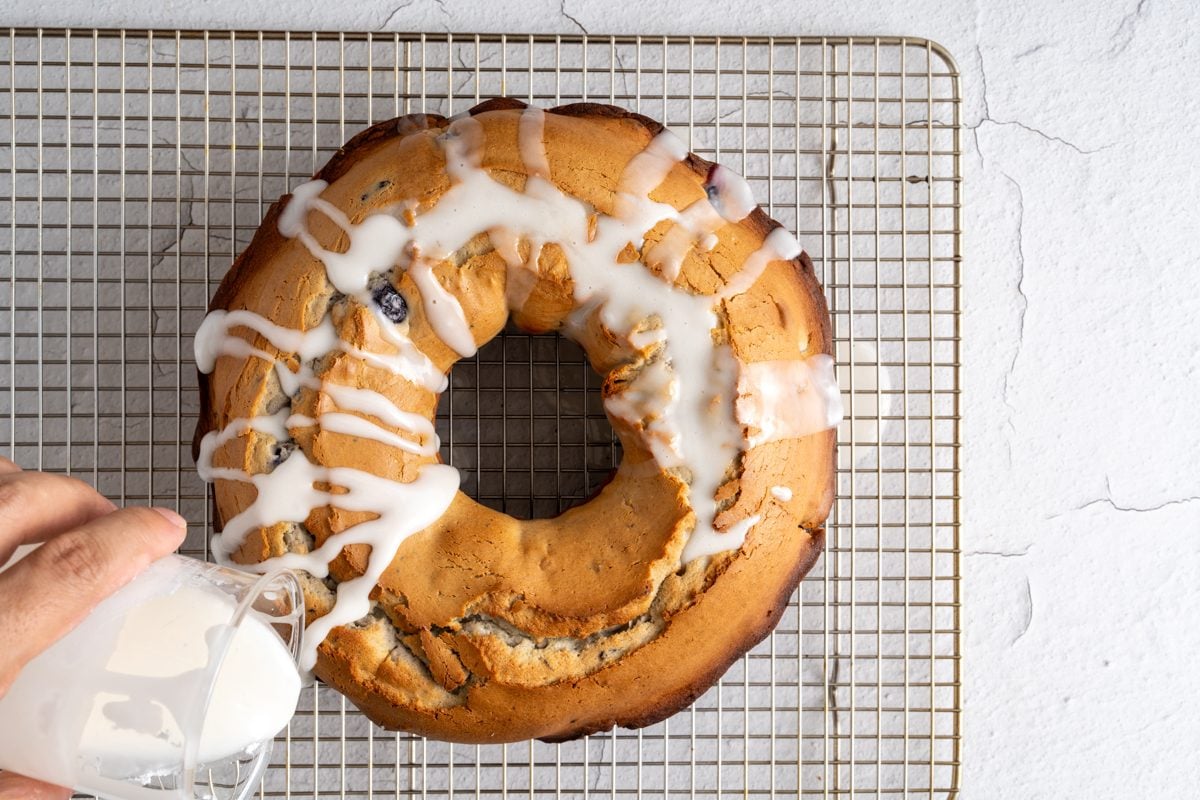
0;456;187;800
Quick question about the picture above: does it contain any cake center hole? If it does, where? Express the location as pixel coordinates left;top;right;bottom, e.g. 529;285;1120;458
436;324;621;520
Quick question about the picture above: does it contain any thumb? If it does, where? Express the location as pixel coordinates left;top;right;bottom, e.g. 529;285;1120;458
0;771;72;800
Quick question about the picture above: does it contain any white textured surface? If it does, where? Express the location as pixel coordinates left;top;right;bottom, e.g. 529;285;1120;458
8;0;1200;796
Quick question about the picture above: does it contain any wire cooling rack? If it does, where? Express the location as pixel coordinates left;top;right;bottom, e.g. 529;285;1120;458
0;29;961;798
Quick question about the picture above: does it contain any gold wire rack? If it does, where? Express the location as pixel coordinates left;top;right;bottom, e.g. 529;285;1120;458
0;28;962;798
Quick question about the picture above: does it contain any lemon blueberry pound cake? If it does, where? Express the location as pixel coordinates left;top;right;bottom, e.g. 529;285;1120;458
193;98;840;743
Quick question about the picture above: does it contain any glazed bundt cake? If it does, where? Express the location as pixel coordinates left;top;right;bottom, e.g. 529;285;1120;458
193;98;840;743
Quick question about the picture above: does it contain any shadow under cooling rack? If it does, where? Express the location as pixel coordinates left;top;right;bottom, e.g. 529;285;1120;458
0;29;962;799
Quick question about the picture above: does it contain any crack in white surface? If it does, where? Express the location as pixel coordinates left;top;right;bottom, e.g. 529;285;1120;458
591;733;608;790
1084;495;1200;513
1109;0;1152;57
613;48;631;99
696;91;798;130
972;44;1112;155
1011;577;1033;645
150;196;196;272
208;230;236;246
998;169;1027;465
376;0;446;31
153;131;202;175
150;42;206;71
1074;493;1200;516
1014;43;1050;60
453;49;470;93
1050;477;1200;518
980;119;1113;155
975;44;992;121
451;49;498;96
963;546;1032;558
560;0;588;35
375;2;415;30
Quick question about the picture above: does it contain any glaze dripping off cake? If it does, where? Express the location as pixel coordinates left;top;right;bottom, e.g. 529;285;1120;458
194;98;840;743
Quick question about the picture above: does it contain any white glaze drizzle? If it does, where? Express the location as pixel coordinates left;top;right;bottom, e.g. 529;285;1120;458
304;201;409;298
736;354;844;447
277;179;329;238
361;305;450;393
489;227;524;266
602;356;681;468
770;486;794;502
206;437;458;670
195;308;445;394
507;256;541;310
616;138;760;286
288;412;436;457
407;259;477;357
705;165;758;223
195;310;339;374
198;110;843;665
277;177;466;373
618;130;688;198
198;410;455;671
518;106;552;180
685;513;761;561
196;410;290;483
490;227;545;311
718;227;802;300
319;381;439;452
645;197;727;284
282;180;409;301
509;112;553;311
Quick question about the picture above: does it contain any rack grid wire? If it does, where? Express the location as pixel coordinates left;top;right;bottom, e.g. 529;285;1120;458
0;28;962;799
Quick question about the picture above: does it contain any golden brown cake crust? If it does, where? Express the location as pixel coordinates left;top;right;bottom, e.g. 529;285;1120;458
195;98;835;743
